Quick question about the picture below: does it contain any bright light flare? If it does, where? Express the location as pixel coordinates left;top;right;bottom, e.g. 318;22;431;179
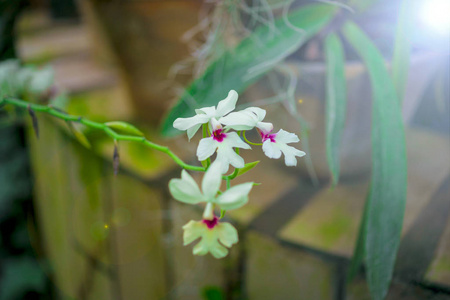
420;0;450;35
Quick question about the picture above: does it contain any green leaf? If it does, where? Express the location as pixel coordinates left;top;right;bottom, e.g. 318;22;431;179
343;22;407;300
236;160;260;177
201;159;209;169
67;122;91;149
324;33;347;186
392;0;412;104
161;4;336;137
347;186;371;282
202;286;225;300
105;121;144;136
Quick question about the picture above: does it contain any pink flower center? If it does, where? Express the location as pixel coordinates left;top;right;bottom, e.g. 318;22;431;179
203;216;219;229
212;129;227;142
260;131;276;143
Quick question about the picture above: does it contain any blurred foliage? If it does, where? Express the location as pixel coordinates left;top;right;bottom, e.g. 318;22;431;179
0;60;55;101
161;3;336;137
0;1;52;299
0;0;26;60
202;286;225;300
0;124;51;300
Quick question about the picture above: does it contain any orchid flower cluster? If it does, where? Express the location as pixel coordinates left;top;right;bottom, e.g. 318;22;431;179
169;90;305;258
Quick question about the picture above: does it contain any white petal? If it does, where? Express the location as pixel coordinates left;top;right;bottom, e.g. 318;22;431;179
216;146;245;172
215;90;238;117
283;151;299;166
182;220;205;245
262;140;282;159
215;182;253;210
197;137;218;161
187;124;202;140
193;242;209;256
207;243;228;259
225;132;251;150
197;106;216;116
219;111;257;131
202;161;223;199
256;122;273;134
278;144;306;166
245;107;266;121
214;153;231;174
274;129;299;144
293;148;306;158
183;219;237;259
169;170;204;204
202;202;215;220
216;222;238;247
209;117;222;132
173;114;210;131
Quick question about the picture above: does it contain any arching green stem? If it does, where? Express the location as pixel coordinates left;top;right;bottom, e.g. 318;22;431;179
243;130;262;146
1;97;205;172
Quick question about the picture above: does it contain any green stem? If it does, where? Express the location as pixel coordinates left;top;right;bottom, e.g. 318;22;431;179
202;123;211;167
243;130;262;146
220;177;231;219
1;97;205;172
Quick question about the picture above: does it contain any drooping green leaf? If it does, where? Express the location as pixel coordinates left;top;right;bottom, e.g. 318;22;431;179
392;0;411;104
161;4;336;136
105;121;144;136
113;141;120;176
343;22;407;300
347;186;371;282
236;160;260;177
67;122;91;149
324;33;347;186
27;106;39;139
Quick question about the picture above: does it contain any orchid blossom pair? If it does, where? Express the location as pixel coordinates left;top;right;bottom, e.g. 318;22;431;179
169;90;305;258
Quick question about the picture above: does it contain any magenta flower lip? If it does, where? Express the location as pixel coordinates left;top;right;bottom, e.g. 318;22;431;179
212;129;227;142
203;216;219;229
260;131;276;143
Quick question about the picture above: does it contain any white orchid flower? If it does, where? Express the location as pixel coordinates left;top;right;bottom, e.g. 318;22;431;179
168;161;253;220
173;90;238;139
182;217;238;259
219;106;273;133
261;129;306;166
197;118;251;173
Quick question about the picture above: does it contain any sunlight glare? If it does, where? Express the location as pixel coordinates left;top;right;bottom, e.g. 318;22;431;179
420;0;450;35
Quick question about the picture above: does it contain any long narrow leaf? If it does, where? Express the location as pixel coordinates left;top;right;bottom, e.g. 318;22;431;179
324;33;347;186
343;22;407;300
161;4;336;136
392;0;411;103
347;186;371;282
